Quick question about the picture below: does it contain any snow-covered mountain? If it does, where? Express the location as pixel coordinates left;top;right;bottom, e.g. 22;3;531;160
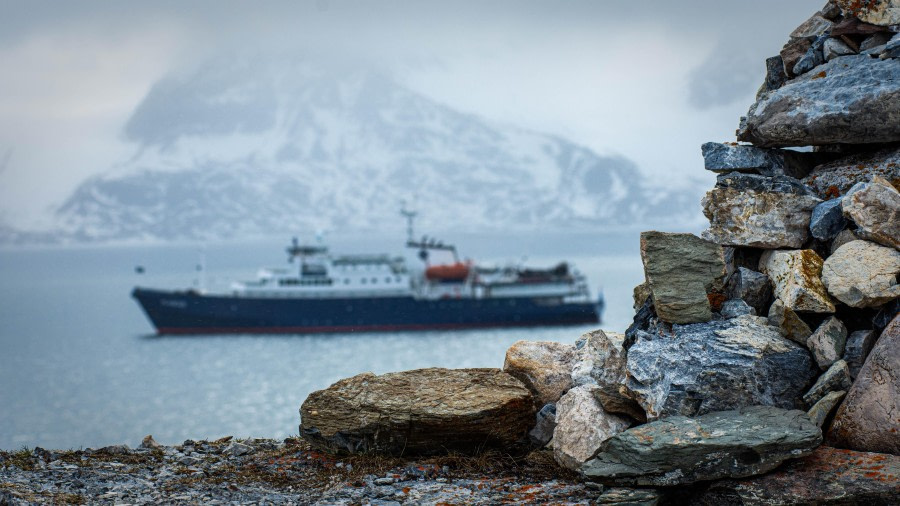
40;57;703;243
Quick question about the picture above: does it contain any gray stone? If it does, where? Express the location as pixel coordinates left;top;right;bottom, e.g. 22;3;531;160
224;442;253;457
553;385;631;471
860;31;895;52
803;359;852;407
842;177;900;250
807;316;848;370
581;406;822;487
827;314;900;454
881;34;900;58
809;199;846;241
696;446;900;505
831;228;859;254
639;231;726;324
700;142;812;178
821;240;900;308
300;368;534;456
807;390;846;428
503;340;575;408
844;329;877;379
571;330;645;421
738;55;900;147
768;298;813;344
625;315;816;420
528;403;556;448
760;249;835;313
802;146;900;199
824;37;857;61
793;35;827;75
725;267;773;315
721;299;755;318
762;55;788;94
714;172;815;195
836;0;900;26
594;487;664;505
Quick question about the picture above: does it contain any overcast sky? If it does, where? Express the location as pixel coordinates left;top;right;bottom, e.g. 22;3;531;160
0;0;822;227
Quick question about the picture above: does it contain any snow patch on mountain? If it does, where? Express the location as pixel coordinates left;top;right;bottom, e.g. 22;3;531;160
32;56;704;244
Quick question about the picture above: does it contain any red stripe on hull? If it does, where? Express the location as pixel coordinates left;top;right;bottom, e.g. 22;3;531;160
156;318;598;335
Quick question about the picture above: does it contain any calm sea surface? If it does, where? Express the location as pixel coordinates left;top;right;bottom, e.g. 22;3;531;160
0;233;645;450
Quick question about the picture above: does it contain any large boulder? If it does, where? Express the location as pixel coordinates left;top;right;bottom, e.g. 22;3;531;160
299;368;534;456
696;446;900;505
625;315;816;420
737;54;900;147
842;176;900;250
581;406;822;487
571;330;645;421
836;0;900;26
639;231;726;324
702;174;821;248
759;249;835;313
552;384;631;471
827;315;900;454
802;146;900;199
821;240;900;308
503;340;575;408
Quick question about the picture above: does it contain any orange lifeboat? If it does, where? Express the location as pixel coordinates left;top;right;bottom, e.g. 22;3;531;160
425;262;470;282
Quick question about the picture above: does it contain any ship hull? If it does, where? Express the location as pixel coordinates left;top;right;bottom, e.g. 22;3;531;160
132;287;599;335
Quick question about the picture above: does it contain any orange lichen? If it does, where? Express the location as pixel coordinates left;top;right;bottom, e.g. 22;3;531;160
707;292;727;311
812;71;827;79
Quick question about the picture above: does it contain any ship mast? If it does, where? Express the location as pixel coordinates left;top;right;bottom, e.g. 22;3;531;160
400;205;417;245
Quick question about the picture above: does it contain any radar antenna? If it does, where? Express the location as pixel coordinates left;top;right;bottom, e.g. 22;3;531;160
400;203;418;245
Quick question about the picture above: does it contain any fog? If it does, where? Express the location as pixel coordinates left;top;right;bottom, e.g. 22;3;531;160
0;0;822;230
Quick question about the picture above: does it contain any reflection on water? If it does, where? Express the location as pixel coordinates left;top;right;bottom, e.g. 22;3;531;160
0;237;643;449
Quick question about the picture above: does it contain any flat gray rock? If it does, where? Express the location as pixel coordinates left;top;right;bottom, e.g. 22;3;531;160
809;198;846;241
700;142;812;178
807;316;848;370
625;315;816;420
639;231;725;324
737;54;900;147
802;359;852;407
843;329;877;379
581;406;822;486
802;146;900;199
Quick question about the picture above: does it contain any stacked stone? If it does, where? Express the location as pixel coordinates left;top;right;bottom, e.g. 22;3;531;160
297;2;899;502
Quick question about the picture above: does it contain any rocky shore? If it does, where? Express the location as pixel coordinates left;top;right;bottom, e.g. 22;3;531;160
4;1;900;504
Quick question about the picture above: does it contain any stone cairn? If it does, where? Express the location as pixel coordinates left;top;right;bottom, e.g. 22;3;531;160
300;2;900;502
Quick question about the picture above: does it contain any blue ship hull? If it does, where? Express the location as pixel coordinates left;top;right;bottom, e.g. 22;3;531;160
132;287;600;334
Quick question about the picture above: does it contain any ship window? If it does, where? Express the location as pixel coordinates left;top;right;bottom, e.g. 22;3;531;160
385;277;391;283
395;276;401;283
371;277;378;284
361;278;367;284
344;279;350;285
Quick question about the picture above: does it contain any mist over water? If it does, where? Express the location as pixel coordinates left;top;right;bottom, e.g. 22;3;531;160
0;231;644;450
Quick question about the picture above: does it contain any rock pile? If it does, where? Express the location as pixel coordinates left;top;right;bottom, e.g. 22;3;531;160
298;2;899;502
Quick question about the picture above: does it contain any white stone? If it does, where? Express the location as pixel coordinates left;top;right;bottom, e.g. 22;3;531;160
552;384;631;471
822;240;900;308
760;249;835;313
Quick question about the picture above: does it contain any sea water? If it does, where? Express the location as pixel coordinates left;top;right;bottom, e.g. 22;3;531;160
0;232;645;450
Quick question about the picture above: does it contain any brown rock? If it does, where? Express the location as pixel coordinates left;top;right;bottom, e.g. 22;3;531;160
697;446;900;505
828;315;900;454
759;249;835;314
300;368;534;455
768;298;813;345
780;37;814;77
504;340;575;408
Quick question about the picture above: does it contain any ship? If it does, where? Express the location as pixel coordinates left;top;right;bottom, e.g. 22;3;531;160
132;212;602;334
